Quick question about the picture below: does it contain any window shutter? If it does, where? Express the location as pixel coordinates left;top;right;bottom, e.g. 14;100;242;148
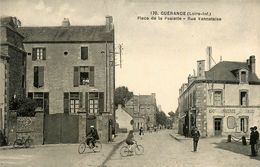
64;92;70;114
32;48;37;61
44;93;49;114
43;48;46;60
89;66;94;86
28;92;33;99
85;92;89;114
38;66;44;87
98;92;104;113
33;67;39;87
73;67;79;87
79;92;83;108
81;47;88;60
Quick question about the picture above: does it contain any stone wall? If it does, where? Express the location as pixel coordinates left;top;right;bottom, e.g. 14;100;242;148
8;112;44;145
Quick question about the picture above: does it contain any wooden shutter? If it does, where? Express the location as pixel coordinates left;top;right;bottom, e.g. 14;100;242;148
28;92;33;99
89;66;94;86
44;93;49;114
79;92;83;108
81;47;88;60
98;92;104;113
32;48;37;61
64;92;70;114
33;67;39;87
43;48;46;60
85;92;89;114
73;67;79;87
38;66;44;87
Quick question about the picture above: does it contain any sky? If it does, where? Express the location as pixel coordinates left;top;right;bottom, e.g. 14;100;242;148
1;0;260;114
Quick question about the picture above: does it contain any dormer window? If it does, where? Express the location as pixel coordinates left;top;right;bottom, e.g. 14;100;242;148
239;70;248;83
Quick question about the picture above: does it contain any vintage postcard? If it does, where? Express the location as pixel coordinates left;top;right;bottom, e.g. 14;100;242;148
0;0;260;166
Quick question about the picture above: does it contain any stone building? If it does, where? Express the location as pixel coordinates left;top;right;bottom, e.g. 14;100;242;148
178;55;260;137
115;104;133;132
125;93;157;130
0;17;26;133
15;16;115;143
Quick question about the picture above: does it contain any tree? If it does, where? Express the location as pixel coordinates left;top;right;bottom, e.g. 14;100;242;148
114;86;133;107
9;96;37;117
156;111;167;126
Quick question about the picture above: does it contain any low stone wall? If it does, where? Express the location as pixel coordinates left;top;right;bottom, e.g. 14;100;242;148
8;112;44;145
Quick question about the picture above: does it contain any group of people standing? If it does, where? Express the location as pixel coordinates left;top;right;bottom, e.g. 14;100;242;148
250;126;259;157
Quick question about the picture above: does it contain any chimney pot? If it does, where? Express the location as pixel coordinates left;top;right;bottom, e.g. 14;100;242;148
105;16;113;32
62;18;70;27
249;55;256;73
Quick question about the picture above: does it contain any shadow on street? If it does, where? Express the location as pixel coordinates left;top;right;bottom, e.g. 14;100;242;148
213;139;260;161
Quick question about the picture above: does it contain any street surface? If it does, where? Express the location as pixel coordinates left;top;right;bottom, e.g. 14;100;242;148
105;130;260;167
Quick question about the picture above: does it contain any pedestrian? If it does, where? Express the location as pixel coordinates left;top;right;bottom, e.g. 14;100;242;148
191;126;200;152
183;124;186;137
249;127;257;156
139;127;144;139
254;126;259;155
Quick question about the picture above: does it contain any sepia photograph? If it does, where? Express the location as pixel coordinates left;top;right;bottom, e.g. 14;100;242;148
0;0;260;166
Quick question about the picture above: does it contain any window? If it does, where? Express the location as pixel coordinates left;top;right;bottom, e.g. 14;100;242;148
80;66;89;85
32;48;46;60
74;66;94;87
213;90;222;106
240;91;248;106
81;47;88;60
240;117;248;132
34;66;44;88
70;93;80;114
85;92;104;114
89;92;99;114
64;92;83;114
28;92;49;114
241;71;247;83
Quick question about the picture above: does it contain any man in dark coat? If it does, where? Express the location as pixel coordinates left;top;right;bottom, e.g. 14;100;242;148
254;126;259;155
86;126;99;148
250;127;257;156
191;126;200;152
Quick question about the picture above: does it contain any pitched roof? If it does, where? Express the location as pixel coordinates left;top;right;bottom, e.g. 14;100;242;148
205;61;260;83
17;26;113;42
130;95;156;105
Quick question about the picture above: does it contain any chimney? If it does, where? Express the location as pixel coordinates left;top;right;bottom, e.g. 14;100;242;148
207;46;212;70
249;55;256;73
197;60;205;78
105;16;113;32
62;18;70;27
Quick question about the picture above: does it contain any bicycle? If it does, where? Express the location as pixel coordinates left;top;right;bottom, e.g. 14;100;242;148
120;141;144;157
13;136;33;148
78;137;102;154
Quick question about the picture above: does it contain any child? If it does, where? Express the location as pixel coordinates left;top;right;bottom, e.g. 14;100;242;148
126;130;135;151
139;127;144;140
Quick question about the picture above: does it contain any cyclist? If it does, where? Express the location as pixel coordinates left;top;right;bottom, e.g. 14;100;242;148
126;130;135;151
86;125;99;148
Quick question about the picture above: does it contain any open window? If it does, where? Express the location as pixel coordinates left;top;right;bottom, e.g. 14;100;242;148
240;91;248;106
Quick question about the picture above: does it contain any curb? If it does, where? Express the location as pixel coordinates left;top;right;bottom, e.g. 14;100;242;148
169;133;181;142
100;139;125;167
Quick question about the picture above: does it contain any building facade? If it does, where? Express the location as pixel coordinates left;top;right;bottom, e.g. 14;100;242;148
125;93;157;130
178;55;260;137
0;17;26;133
15;16;115;142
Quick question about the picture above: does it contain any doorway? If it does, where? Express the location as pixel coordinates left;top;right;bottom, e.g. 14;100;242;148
214;118;222;136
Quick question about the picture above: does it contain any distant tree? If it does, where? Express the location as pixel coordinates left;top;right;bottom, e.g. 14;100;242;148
168;111;175;118
156;111;167;126
114;86;133;108
9;96;37;117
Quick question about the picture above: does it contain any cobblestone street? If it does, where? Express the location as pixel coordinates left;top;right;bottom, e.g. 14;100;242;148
0;134;126;167
105;130;260;167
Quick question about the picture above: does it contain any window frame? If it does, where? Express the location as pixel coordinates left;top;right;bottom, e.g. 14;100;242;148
81;46;88;60
32;47;46;61
239;90;248;106
213;90;223;106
